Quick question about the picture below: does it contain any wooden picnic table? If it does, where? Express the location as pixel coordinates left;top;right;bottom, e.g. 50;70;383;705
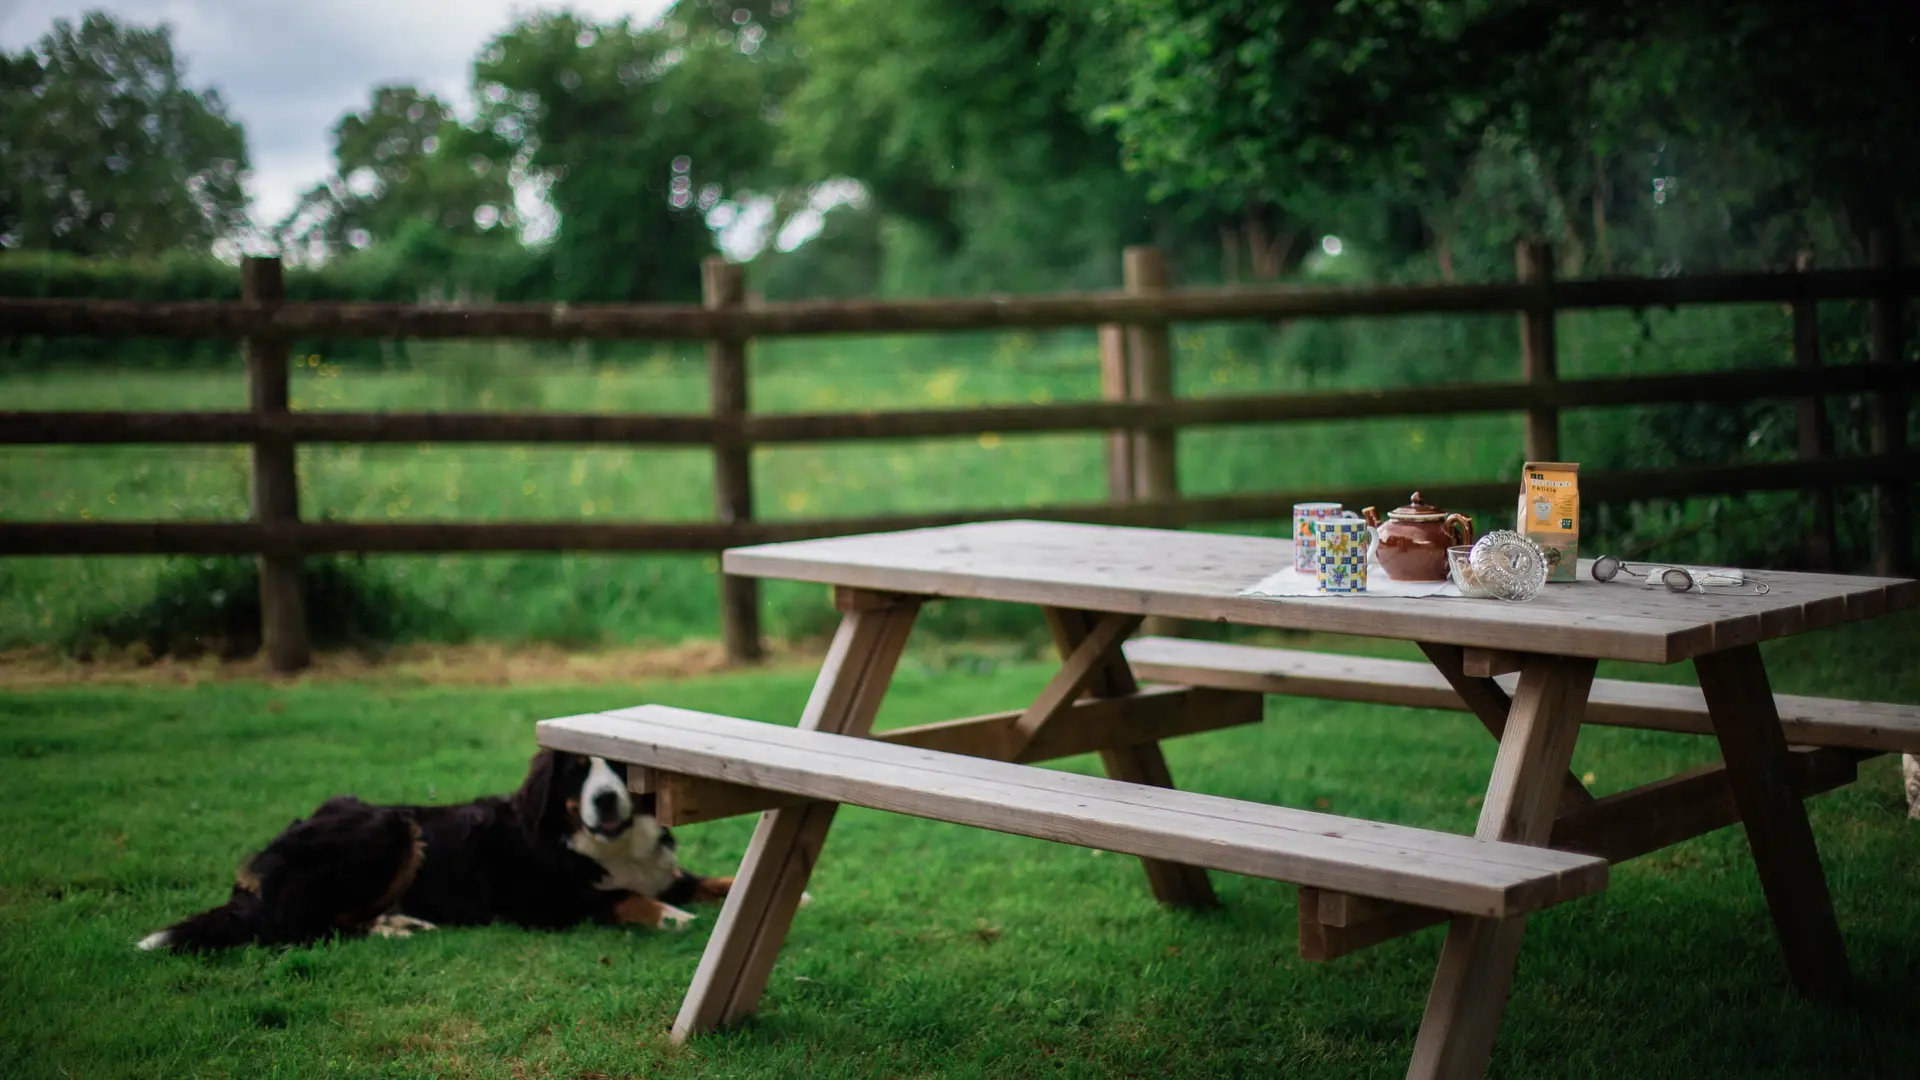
540;520;1919;1079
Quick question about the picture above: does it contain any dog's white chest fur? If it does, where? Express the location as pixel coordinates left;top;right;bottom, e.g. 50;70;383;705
567;819;681;897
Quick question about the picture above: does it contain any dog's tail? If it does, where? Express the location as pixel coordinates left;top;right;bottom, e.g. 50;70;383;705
137;889;271;953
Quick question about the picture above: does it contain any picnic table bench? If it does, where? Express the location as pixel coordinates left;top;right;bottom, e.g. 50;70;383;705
534;520;1920;1079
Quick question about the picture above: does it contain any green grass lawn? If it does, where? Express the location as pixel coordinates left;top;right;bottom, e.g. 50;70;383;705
4;614;1918;1079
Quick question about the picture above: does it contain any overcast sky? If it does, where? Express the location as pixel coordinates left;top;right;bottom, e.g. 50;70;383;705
0;1;676;229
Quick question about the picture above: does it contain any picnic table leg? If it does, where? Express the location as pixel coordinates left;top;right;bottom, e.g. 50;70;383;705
1407;653;1596;1080
1694;644;1850;1001
1043;608;1217;910
1418;643;1593;814
671;590;920;1041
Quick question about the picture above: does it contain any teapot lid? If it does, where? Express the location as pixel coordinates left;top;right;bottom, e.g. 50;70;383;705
1388;492;1447;520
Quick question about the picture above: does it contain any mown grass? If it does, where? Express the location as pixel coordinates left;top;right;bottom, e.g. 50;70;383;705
1;300;1838;652
3;612;1918;1079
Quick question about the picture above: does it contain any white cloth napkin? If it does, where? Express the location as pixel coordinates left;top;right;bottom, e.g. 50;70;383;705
1238;566;1461;599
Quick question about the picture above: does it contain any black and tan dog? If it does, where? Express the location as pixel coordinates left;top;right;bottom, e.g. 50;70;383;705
137;751;734;952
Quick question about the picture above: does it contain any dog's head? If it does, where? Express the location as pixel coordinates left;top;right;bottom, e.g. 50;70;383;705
512;750;654;845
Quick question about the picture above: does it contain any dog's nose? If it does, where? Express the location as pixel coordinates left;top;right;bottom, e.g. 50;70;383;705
592;790;623;822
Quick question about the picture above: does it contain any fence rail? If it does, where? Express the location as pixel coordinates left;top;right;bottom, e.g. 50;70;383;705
4;268;1917;341
1;237;1913;670
0;453;1912;557
5;364;1918;447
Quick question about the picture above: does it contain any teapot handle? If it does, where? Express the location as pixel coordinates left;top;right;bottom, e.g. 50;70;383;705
1445;513;1474;547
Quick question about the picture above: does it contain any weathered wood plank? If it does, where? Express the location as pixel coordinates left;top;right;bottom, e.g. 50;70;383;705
539;706;1610;919
704;257;760;663
1695;644;1851;1001
1296;641;1592;959
1042;607;1216;909
636;769;813;825
4;268;1911;341
7;364;1915;448
886;685;1261;764
1128;638;1920;754
726;521;1920;665
1300;887;1452;962
1460;647;1525;679
1123;248;1178;505
242;257;309;673
1005;611;1144;757
1406;654;1595;1080
1551;746;1866;863
672;597;918;1041
1420;643;1592;812
1298;746;1868;962
638;686;1262;826
1097;323;1136;501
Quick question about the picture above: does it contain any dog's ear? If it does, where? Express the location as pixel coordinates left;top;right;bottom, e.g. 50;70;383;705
510;749;560;842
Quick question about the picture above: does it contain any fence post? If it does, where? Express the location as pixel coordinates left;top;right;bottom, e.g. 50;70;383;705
1123;246;1180;638
1123;246;1178;509
1098;323;1136;502
243;256;310;672
1791;251;1836;570
1869;229;1911;577
705;256;762;662
1516;240;1559;462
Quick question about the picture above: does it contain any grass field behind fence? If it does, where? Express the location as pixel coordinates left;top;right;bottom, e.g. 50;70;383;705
0;302;1841;651
2;618;1918;1079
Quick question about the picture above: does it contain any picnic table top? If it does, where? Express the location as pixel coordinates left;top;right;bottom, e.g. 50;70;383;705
723;520;1919;665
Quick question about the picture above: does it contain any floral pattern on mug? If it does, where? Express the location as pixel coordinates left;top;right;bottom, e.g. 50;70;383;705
1314;517;1371;594
1293;502;1345;573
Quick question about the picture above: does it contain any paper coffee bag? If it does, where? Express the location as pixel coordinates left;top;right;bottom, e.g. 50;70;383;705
1518;461;1579;582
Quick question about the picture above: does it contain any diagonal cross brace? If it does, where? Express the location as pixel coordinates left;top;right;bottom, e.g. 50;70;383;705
1003;611;1144;760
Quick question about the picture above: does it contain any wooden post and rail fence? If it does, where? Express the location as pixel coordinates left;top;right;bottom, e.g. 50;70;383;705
1;237;1914;671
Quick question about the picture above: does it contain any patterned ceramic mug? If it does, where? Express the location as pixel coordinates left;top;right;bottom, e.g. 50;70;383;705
1293;502;1346;572
1313;514;1373;594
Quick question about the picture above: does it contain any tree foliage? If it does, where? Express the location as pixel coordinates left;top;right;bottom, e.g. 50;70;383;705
0;11;249;256
1095;0;1920;275
7;0;1913;301
278;86;519;260
473;7;796;301
780;0;1163;291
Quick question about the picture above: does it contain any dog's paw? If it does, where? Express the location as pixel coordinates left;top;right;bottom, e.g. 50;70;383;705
690;875;734;903
798;890;814;908
369;914;439;939
657;903;698;931
136;930;172;952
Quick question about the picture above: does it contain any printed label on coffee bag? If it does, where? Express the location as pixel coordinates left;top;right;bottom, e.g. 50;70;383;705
1519;461;1580;582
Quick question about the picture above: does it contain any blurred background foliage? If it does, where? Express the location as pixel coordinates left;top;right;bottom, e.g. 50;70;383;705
7;1;1913;298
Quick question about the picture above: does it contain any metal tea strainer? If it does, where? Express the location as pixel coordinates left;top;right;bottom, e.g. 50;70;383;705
1591;554;1771;595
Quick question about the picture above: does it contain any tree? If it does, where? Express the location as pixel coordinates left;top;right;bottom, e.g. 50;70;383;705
0;11;249;256
278;85;518;260
780;0;1172;293
474;7;795;302
777;0;1307;295
1094;0;1920;275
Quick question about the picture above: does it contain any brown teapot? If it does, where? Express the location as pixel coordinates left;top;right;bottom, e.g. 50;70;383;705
1362;493;1475;582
